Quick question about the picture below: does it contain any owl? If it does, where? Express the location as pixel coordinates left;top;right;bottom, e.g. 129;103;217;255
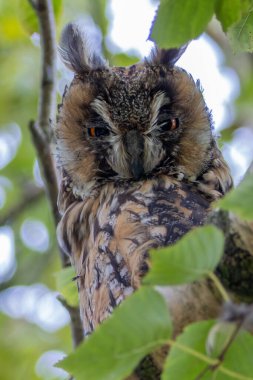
56;23;233;336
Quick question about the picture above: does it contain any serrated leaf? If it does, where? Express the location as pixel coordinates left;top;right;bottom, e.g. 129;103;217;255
58;287;172;380
228;6;253;52
217;174;253;221
162;320;216;380
18;0;62;36
55;266;79;307
215;0;241;32
150;0;216;48
144;225;224;286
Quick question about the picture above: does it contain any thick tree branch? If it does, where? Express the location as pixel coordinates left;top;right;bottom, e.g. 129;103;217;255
209;160;253;300
211;210;253;299
28;0;83;348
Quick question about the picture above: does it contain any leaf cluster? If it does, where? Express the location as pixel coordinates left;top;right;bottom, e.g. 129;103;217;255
151;0;253;53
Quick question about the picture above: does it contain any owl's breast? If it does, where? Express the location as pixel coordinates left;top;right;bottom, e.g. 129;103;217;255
94;175;211;256
59;175;211;334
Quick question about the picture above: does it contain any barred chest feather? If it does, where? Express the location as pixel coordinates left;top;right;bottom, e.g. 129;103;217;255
57;175;211;335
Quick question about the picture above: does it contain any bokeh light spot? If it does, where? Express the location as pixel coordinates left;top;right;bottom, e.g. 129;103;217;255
35;350;68;380
0;123;22;169
0;284;70;332
0;226;16;283
20;219;49;253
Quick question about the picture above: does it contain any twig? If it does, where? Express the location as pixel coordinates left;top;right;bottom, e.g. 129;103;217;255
28;0;59;225
28;0;56;135
27;0;83;347
29;120;60;225
0;184;44;226
58;296;84;347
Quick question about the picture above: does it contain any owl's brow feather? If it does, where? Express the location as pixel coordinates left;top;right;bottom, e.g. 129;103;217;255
91;90;171;135
91;98;116;132
147;91;171;134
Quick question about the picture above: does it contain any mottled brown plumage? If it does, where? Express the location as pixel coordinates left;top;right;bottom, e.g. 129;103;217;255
56;23;232;335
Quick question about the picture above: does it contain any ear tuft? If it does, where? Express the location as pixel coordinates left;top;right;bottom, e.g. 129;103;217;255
59;22;107;74
147;44;188;67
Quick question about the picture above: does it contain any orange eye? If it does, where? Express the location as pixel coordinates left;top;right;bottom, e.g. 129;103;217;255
159;118;179;132
170;118;178;130
89;127;96;137
87;126;110;138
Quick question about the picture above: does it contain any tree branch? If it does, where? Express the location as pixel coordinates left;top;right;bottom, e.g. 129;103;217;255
28;0;83;348
209;160;253;300
58;296;84;347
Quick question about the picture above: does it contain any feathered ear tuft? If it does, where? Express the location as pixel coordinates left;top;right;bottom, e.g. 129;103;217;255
147;44;188;67
59;22;107;74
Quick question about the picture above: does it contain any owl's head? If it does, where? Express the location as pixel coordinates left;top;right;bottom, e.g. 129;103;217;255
56;23;214;199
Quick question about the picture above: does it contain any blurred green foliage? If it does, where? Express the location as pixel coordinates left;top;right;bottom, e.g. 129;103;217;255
1;0;253;379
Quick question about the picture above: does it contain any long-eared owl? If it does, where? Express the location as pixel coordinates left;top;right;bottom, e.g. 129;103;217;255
56;23;233;336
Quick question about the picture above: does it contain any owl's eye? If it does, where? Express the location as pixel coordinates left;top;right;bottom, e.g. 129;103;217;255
159;118;179;132
88;127;110;138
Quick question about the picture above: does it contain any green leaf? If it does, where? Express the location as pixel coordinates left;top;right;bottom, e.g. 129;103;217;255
217;174;253;221
241;0;253;13
58;287;172;380
55;266;79;307
206;322;238;358
163;320;253;380
144;225;224;286
162;320;216;380
216;329;253;379
150;0;216;48
18;0;62;36
207;323;253;379
228;6;253;52
112;53;139;67
219;124;238;143
215;0;241;32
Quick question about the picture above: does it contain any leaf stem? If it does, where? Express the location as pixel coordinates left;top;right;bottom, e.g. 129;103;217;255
194;318;246;380
207;271;230;302
168;336;253;380
219;365;253;380
167;339;219;366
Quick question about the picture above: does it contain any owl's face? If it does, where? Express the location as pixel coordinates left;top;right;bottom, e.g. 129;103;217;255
57;24;213;198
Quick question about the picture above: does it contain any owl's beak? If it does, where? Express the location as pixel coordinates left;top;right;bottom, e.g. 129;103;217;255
131;158;144;180
125;130;144;180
